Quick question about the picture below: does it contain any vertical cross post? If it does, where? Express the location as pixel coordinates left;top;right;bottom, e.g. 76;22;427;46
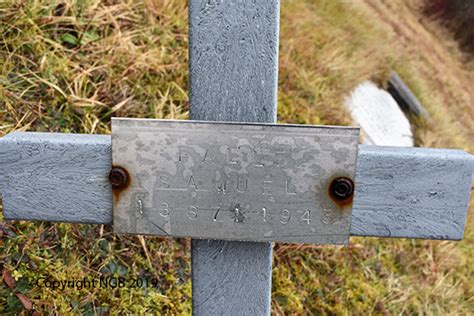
188;0;280;314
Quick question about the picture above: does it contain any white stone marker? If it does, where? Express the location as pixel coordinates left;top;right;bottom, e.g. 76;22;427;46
345;81;414;147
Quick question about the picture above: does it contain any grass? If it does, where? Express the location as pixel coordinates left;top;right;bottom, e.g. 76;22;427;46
1;0;473;314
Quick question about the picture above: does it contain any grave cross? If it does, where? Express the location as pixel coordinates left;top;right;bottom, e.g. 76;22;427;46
1;1;473;315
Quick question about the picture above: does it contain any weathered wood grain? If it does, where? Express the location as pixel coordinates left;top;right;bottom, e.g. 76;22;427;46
188;0;280;314
1;134;472;240
0;132;112;224
188;0;279;124
351;145;473;240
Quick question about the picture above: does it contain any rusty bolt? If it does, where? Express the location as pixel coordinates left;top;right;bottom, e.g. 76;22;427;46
330;177;354;201
109;167;129;189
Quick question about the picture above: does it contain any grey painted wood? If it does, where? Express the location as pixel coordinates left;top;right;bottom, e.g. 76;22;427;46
1;133;472;240
188;0;280;314
191;239;272;315
0;132;112;224
188;0;279;124
351;145;473;240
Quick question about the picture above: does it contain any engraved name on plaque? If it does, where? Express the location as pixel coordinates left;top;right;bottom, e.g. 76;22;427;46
112;118;359;245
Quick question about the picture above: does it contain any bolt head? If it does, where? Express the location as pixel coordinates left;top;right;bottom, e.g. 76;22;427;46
330;177;354;201
109;167;129;189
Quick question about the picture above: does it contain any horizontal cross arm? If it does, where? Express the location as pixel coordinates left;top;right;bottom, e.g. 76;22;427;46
0;132;472;240
351;145;472;239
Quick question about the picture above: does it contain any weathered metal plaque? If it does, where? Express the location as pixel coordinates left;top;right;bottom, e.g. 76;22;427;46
111;118;359;244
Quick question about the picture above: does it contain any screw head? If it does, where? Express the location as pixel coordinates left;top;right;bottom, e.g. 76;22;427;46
330;177;354;201
109;167;129;189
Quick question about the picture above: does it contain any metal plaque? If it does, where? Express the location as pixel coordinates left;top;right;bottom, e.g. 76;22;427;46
111;118;359;244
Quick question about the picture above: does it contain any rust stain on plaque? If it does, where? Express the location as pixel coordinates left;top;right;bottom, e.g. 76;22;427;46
111;118;360;245
109;165;131;202
327;175;355;209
